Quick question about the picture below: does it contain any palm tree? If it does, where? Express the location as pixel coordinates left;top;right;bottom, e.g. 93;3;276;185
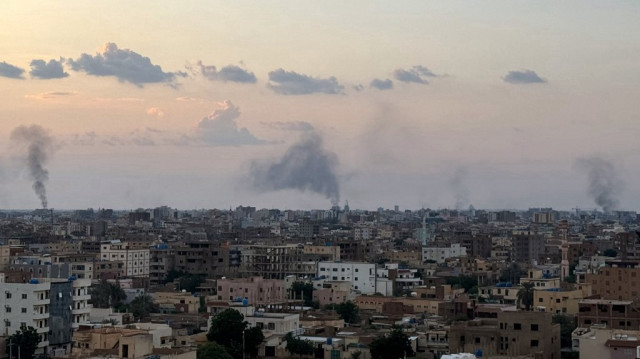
517;282;535;311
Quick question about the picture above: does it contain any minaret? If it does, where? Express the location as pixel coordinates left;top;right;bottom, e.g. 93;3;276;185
560;220;569;281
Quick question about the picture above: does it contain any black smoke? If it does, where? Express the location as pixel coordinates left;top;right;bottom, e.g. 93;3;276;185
250;132;340;205
576;156;623;212
11;125;54;208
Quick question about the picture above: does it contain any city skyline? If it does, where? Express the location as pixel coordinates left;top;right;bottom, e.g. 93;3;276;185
1;1;639;210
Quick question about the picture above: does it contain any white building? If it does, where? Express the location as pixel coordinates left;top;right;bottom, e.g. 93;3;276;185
317;262;376;295
0;278;91;356
100;242;150;277
422;244;467;264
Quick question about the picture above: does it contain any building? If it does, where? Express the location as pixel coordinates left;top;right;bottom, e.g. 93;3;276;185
100;242;150;277
216;276;286;305
585;260;640;301
422;244;467;264
577;299;640;329
449;311;561;359
317;262;376;295
512;232;545;264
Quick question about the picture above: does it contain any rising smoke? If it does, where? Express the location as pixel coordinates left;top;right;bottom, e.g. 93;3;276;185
450;167;470;210
249;132;340;206
575;156;623;212
10;125;54;208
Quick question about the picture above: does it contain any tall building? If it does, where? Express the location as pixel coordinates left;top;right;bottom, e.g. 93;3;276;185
100;242;150;278
585;260;640;301
317;262;376;294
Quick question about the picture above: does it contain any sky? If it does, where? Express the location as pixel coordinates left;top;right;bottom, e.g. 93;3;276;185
0;1;639;211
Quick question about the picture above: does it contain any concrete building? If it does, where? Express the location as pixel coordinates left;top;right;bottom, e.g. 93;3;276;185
534;288;583;315
100;241;150;277
449;311;561;359
422;244;467;264
317;262;376;295
216;276;286;305
512;232;545;264
586;260;640;301
577;299;640;329
572;326;640;359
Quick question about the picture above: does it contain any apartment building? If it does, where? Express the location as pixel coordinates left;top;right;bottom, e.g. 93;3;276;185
317;262;376;295
422;243;467;264
450;311;561;359
100;242;150;277
216;276;286;305
577;299;640;329
585;260;640;300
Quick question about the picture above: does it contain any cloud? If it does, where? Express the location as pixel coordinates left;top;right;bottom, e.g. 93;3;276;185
194;61;257;83
393;65;436;84
196;100;264;146
267;69;344;95
575;156;623;212
24;91;77;100
0;61;25;79
146;107;165;118
262;121;314;132
29;58;68;79
370;78;393;90
503;69;546;84
68;42;185;87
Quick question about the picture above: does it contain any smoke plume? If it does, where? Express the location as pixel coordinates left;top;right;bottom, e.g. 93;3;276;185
450;167;470;210
250;132;340;205
10;125;54;208
575;156;623;212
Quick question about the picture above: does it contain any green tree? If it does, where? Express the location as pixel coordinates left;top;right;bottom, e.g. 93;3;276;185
90;279;126;308
369;328;414;359
285;332;315;358
129;294;160;319
207;308;264;359
291;281;314;306
350;351;362;359
446;274;478;292
179;273;205;293
5;325;41;359
517;282;535;311
552;314;577;348
335;301;360;324
197;342;233;359
500;263;526;284
603;248;618;258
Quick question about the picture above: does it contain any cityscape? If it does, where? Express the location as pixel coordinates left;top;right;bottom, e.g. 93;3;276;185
2;2;640;359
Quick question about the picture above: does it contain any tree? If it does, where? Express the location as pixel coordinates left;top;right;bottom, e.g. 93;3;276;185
446;274;478;293
552;314;577;349
197;342;233;359
129;294;160;319
603;248;618;258
369;328;414;359
517;282;535;311
90;280;126;308
291;281;314;306
5;325;40;359
207;308;264;359
285;332;315;358
500;263;526;284
335;301;360;324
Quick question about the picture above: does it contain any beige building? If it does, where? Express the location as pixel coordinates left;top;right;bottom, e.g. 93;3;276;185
154;292;200;313
100;242;150;277
449;311;561;359
586;260;640;301
216;276;286;305
534;288;583;315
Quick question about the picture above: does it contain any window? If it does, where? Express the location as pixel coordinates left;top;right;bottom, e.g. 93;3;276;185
21;308;27;313
530;340;539;347
5;307;11;313
5;293;11;299
475;337;480;344
514;323;521;330
21;294;27;299
538;298;543;302
531;324;538;331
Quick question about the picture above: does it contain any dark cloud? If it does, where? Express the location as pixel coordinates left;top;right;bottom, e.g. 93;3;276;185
262;121;314;132
503;69;546;84
393;65;436;84
195;61;257;83
29;58;68;79
370;78;393;90
197;100;264;146
267;69;344;95
249;132;340;205
0;61;25;79
68;42;184;87
10;125;54;208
